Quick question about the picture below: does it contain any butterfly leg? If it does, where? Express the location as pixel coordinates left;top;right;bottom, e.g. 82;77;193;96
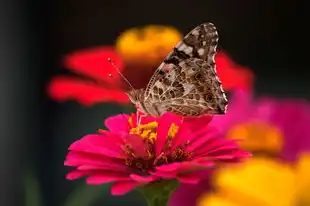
136;110;142;126
136;110;147;133
137;114;147;127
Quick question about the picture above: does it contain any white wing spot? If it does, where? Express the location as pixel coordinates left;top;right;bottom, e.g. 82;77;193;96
184;46;193;55
202;41;206;46
178;43;193;55
198;48;204;56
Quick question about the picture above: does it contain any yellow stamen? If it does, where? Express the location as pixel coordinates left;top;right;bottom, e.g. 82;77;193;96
168;123;179;138
130;122;158;143
126;118;187;168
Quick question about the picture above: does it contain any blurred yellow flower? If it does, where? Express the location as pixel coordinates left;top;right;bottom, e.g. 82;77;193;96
226;122;283;156
295;153;310;205
116;25;182;66
198;153;310;206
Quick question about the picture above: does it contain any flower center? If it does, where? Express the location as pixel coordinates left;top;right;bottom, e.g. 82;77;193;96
227;122;283;155
130;122;158;144
124;118;191;175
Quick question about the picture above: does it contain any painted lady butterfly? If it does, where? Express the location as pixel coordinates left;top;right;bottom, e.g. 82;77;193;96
126;23;228;117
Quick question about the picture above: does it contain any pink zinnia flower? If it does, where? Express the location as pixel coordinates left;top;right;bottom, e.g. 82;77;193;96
171;90;310;206
210;90;310;161
65;113;250;196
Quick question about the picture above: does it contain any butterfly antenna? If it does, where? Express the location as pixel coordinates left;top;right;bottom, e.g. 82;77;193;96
107;58;135;91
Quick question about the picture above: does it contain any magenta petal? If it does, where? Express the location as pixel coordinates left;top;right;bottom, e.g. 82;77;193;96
64;151;127;172
186;127;220;152
66;170;89;180
86;173;130;184
111;181;139;195
155;115;174;156
68;134;125;158
155;113;182;156
150;171;177;179
177;174;201;184
169;126;191;151
183;115;213;132
105;114;130;132
129;174;157;183
196;140;239;157
156;162;180;172
77;165;121;170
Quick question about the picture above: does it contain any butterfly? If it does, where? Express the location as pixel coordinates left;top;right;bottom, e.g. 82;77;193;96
126;23;228;118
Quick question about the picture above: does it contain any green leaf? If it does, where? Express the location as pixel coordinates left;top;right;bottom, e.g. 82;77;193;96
63;183;110;206
24;170;44;206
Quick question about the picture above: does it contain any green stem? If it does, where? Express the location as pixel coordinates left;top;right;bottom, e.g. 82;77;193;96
138;180;179;206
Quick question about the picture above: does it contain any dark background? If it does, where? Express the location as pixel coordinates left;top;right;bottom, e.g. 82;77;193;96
1;0;309;206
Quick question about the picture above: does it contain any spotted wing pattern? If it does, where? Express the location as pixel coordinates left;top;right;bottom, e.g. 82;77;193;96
143;23;228;116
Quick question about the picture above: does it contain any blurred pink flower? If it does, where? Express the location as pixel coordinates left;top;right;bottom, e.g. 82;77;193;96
210;90;310;161
171;91;310;206
65;113;250;195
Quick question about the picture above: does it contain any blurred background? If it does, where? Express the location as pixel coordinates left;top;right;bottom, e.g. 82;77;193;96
2;0;309;206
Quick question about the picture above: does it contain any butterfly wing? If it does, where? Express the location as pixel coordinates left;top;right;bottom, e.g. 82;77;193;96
144;22;228;116
147;58;228;116
145;23;219;96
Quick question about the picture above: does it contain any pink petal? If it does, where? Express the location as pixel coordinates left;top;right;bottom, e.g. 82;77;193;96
153;162;212;180
185;127;220;152
65;151;126;169
77;165;125;171
150;171;177;179
129;174;157;183
168;126;191;151
177;161;214;173
177;174;201;184
105;114;130;133
86;173;130;184
111;181;139;195
123;134;151;158
194;140;238;158
155;113;182;156
183;115;213;132
68;134;125;158
66;170;90;180
155;162;181;172
191;158;215;167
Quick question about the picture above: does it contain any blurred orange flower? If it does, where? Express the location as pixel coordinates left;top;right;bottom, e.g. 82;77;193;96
116;25;182;67
47;25;254;106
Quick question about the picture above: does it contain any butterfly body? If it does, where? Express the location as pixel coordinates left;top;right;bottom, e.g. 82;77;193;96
127;23;228;117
